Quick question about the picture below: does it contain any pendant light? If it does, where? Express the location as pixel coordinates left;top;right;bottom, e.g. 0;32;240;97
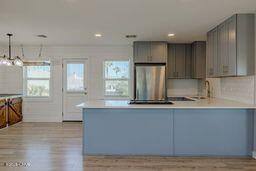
0;33;23;66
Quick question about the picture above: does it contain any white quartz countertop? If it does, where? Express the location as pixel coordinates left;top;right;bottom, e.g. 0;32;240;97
77;98;256;109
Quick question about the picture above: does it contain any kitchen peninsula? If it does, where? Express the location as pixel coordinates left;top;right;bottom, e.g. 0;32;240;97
78;98;255;157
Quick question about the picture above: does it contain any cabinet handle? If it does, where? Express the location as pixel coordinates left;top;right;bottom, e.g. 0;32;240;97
148;56;152;62
223;65;229;73
173;72;178;77
209;68;213;75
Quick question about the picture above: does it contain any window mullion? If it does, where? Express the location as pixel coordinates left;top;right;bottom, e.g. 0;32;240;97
27;78;50;81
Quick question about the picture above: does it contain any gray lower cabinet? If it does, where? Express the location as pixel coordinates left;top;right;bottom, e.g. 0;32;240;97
191;41;206;78
133;41;167;63
207;14;255;77
207;27;218;77
168;44;192;79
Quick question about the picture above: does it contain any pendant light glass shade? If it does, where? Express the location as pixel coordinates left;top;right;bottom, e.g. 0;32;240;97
0;56;4;65
5;59;12;66
13;56;23;66
0;55;11;66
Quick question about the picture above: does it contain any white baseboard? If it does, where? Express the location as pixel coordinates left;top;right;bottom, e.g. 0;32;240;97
253;151;256;159
23;114;62;122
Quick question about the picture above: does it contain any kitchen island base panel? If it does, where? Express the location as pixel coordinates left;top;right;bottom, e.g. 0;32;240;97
83;108;253;157
83;109;173;155
174;109;253;156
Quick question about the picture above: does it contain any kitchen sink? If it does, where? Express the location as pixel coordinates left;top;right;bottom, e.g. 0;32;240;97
168;97;195;101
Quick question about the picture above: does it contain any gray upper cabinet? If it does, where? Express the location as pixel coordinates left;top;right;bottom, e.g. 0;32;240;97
207;14;255;77
217;22;228;76
168;44;192;79
207;27;218;77
168;44;176;78
150;42;168;63
191;41;206;79
236;14;255;76
133;41;167;63
175;44;186;78
133;42;151;63
218;15;237;76
185;45;192;78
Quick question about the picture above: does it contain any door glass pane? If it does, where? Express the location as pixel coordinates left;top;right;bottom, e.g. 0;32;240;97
104;61;129;79
27;66;50;78
27;80;50;96
105;80;129;96
67;63;84;91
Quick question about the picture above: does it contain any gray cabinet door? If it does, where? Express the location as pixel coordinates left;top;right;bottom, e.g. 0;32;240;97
167;44;176;78
207;27;218;77
236;14;255;76
192;42;206;78
218;22;228;76
207;31;214;77
185;44;192;78
175;44;186;78
133;42;151;63
151;42;167;63
226;15;237;76
168;44;189;79
218;16;237;77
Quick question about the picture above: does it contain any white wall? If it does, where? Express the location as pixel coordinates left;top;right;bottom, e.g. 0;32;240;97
0;66;23;94
0;45;133;122
0;67;4;91
167;79;198;96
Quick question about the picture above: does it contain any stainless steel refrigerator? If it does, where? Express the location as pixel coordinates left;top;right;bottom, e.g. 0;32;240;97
134;64;166;101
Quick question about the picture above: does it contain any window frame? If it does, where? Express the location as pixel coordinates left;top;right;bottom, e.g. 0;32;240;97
103;60;131;99
23;63;52;100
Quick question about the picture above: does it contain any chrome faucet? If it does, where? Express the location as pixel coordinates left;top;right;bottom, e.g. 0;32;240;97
205;80;211;98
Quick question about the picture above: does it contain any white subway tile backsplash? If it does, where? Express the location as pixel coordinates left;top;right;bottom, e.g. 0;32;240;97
167;79;198;96
207;76;255;104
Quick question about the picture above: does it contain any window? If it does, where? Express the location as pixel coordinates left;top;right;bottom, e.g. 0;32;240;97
24;64;51;97
66;63;84;92
104;60;130;97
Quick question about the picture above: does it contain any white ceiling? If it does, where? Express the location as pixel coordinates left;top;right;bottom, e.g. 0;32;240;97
0;0;255;46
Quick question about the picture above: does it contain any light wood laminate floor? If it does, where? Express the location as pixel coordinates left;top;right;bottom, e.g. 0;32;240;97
0;122;256;171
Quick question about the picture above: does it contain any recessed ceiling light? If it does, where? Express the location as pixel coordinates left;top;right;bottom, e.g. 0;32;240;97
168;33;175;37
95;33;102;37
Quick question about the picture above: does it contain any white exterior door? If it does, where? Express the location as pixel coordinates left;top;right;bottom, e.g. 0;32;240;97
63;59;88;121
